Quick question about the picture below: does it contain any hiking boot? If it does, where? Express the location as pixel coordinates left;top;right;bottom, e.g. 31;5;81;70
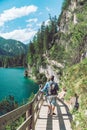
52;113;56;115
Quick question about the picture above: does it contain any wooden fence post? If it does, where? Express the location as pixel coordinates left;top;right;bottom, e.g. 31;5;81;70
31;102;35;130
26;106;32;130
26;110;29;130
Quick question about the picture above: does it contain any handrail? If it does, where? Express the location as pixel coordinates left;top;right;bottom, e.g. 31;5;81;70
0;90;43;130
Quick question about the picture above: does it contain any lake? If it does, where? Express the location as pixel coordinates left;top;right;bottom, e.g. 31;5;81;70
0;67;39;104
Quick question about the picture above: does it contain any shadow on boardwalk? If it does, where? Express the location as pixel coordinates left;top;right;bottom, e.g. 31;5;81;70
57;98;72;130
35;98;72;130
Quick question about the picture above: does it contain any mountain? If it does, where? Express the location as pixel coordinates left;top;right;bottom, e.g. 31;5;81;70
27;0;87;76
0;37;27;56
52;0;87;65
0;37;28;67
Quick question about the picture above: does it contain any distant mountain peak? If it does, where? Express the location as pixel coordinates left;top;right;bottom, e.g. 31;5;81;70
0;36;27;56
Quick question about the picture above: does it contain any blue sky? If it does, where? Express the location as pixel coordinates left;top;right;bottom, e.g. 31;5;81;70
0;0;64;44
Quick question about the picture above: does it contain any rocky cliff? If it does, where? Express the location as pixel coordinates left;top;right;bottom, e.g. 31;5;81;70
28;0;87;80
52;0;87;65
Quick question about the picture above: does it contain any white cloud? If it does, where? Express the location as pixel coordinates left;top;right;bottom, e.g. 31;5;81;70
36;23;42;27
26;24;33;28
45;19;50;25
0;5;38;27
0;28;37;43
26;18;38;23
26;18;38;28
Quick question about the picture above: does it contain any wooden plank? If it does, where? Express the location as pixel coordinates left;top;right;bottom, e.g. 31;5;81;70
0;92;72;130
35;99;72;130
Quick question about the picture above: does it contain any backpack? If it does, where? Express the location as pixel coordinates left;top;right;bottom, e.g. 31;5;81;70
48;82;59;95
74;96;79;110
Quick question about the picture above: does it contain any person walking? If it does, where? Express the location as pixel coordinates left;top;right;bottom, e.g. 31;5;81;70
40;75;59;115
58;87;67;101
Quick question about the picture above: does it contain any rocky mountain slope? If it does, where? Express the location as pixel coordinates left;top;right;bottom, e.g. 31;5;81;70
50;0;87;65
28;0;87;79
0;36;27;56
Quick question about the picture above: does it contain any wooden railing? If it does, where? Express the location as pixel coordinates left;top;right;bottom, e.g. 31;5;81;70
0;91;43;130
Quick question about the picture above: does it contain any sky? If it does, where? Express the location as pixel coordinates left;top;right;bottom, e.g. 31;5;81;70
0;0;64;44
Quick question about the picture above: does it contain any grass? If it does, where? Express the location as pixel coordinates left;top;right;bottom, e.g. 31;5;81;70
60;58;87;130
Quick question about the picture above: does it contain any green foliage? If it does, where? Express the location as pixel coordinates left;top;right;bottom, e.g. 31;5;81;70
50;43;66;62
36;73;47;84
32;66;39;77
0;95;18;116
60;58;87;130
6;116;25;130
62;0;71;11
5;93;35;130
27;15;58;74
28;92;35;102
76;1;87;23
0;54;27;67
72;111;87;130
27;42;36;66
53;21;87;65
70;23;87;46
55;0;87;66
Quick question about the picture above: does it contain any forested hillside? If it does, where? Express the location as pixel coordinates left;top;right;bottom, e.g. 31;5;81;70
27;0;87;75
27;0;87;129
0;37;28;67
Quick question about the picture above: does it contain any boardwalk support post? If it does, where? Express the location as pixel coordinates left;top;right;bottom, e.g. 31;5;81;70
26;107;31;130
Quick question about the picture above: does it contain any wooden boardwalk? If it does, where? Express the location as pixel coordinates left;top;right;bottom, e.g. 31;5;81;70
35;98;72;130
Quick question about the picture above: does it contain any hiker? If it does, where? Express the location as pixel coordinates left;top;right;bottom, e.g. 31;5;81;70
58;87;67;101
40;75;59;115
72;93;79;110
50;82;59;115
69;93;79;110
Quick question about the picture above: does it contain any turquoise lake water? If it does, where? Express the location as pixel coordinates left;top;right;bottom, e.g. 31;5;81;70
0;67;39;104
